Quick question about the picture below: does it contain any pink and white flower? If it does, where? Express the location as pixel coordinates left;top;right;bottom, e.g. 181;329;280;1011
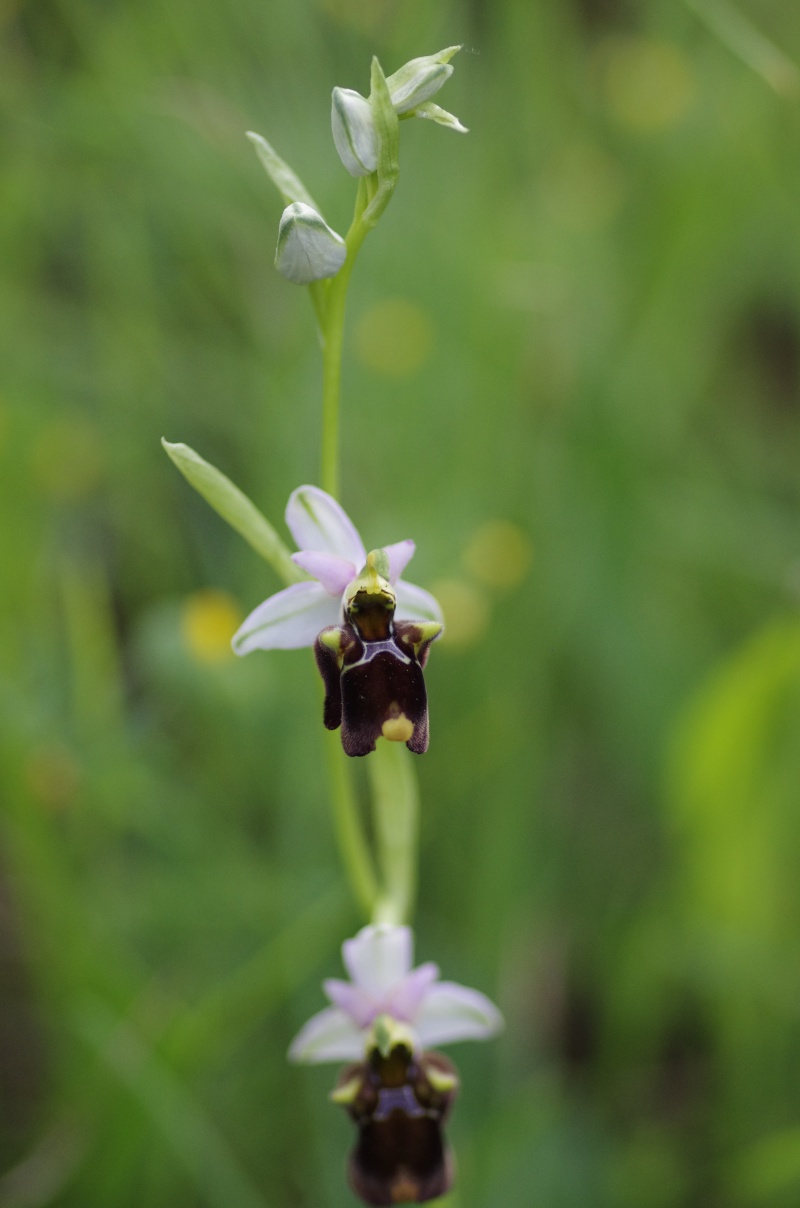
232;486;442;656
289;923;503;1063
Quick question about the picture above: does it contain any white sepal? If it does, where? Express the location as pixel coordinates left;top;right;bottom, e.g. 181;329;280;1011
288;1006;364;1063
285;485;366;566
413;981;505;1047
232;580;338;653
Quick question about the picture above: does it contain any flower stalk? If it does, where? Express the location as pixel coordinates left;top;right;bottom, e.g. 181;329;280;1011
368;742;419;926
318;179;370;499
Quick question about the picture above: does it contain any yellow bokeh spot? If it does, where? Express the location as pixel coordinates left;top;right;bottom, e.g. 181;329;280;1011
314;0;384;36
597;36;695;133
462;521;533;591
31;415;105;501
540;143;625;231
180;589;242;664
354;297;434;377
430;578;490;650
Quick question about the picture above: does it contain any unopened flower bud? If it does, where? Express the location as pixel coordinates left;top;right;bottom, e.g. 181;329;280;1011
385;45;461;114
332;87;378;176
274;202;347;285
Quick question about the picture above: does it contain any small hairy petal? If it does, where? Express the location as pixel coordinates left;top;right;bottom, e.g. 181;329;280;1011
383;539;415;583
323;978;377;1028
232;581;337;653
286;485;366;566
292;549;355;596
342;924;413;996
382;962;440;1022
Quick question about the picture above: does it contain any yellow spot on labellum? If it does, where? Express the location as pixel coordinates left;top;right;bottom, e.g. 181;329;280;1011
381;713;414;743
390;1173;418;1203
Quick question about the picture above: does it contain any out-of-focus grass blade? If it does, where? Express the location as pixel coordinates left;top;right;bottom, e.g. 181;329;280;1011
729;1123;800;1202
162;884;350;1069
75;997;270;1208
684;0;800;96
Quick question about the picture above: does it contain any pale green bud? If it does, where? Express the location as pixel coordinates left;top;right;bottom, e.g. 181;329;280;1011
385;45;461;114
331;87;378;176
274;202;346;285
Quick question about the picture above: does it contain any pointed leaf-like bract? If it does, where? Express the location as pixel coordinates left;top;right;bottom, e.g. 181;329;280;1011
162;440;304;586
246;131;322;213
408;101;468;133
363;58;400;229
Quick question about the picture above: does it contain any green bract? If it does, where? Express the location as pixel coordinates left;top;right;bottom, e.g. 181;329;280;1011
408;100;468;133
161;440;303;585
245;130;320;210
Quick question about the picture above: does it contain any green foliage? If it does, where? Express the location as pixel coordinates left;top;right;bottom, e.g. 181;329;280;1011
2;1;800;1205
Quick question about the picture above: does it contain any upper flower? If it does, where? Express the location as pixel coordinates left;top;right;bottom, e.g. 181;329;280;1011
331;46;468;178
232;486;442;655
289;923;503;1063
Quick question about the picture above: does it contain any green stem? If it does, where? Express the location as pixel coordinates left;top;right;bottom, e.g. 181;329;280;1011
319;180;370;497
325;729;378;916
315;171;418;927
367;742;419;925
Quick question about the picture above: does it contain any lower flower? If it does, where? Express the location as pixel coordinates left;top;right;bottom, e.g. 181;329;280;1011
288;924;503;1205
332;1019;459;1206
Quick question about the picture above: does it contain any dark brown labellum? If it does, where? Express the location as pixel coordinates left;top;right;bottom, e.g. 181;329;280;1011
314;617;440;757
333;1047;459;1205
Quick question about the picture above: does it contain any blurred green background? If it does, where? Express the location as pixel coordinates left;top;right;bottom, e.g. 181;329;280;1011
2;0;800;1204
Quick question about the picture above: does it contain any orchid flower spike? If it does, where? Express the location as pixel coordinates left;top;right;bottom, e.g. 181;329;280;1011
288;923;503;1063
290;924;502;1207
232;487;444;756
